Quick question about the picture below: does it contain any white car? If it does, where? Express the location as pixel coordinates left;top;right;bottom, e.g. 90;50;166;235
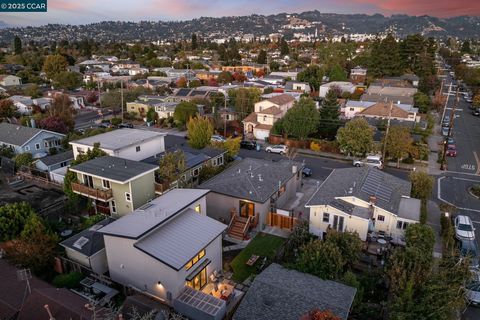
265;144;288;155
353;155;383;169
454;215;475;241
466;269;480;306
211;135;226;143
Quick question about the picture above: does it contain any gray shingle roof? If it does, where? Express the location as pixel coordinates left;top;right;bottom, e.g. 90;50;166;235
141;145;225;170
69;156;157;183
100;189;210;239
134;209;226;270
0;122;64;146
60;218;114;257
37;150;74;167
70;129;165;151
306;167;412;215
199;158;303;203
233;263;356;320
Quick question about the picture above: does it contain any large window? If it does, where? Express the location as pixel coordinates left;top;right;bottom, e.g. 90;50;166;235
185;249;205;271
102;179;110;189
377;215;385;222
396;221;409;230
186;266;207;290
323;212;330;223
125;192;131;202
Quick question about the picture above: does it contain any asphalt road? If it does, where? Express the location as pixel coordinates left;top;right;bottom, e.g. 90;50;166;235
74;110;112;130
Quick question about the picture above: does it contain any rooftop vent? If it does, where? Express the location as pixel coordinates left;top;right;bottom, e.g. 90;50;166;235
258;174;263;182
73;236;89;250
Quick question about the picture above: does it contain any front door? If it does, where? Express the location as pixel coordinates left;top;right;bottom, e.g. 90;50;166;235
84;175;94;188
186;266;207;290
239;201;255;218
333;215;344;232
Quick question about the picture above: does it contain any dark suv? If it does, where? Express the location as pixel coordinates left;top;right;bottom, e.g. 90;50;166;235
240;140;257;150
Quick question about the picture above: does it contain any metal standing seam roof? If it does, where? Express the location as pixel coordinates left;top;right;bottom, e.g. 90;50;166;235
134;209;226;270
0;122;64;146
99;189;210;239
70;129;165;151
69;156;158;183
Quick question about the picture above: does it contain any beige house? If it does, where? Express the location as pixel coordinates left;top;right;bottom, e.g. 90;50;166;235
0;75;21;86
69;156;158;216
242;94;295;140
306;167;420;242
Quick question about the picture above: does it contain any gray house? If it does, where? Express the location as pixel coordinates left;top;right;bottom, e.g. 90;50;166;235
233;263;356;320
199;158;303;239
35;150;74;172
0;122;65;158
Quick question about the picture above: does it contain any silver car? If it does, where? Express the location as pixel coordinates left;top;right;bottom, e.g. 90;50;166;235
353;156;383;169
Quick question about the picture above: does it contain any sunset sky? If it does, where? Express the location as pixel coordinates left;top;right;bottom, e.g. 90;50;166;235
2;0;480;26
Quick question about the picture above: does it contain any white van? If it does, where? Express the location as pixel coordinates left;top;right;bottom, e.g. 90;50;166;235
353;155;383;169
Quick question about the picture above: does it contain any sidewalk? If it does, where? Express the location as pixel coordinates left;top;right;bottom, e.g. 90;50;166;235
427;114;444;176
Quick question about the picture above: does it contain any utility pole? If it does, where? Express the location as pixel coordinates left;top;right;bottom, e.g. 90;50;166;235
381;101;394;162
441;88;460;170
120;80;124;123
223;96;227;137
440;81;452;125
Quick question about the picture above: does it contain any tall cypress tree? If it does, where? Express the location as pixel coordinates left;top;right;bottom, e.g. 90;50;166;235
13;36;22;55
319;89;341;139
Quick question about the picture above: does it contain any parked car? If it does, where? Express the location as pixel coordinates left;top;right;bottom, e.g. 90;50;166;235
466;98;473;103
118;123;134;129
302;167;312;177
472;109;480;117
455;215;476;241
442;127;450;137
265;144;288;155
446;146;457;157
459;239;480;269
353;155;383;169
211;135;226;143
445;137;455;144
465;269;480;306
240;140;257;150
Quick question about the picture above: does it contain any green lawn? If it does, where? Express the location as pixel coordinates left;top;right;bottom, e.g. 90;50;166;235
230;232;285;282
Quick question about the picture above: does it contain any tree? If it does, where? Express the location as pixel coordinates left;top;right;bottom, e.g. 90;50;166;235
0;99;17;118
46;94;76;132
173;101;198;127
13;36;22;55
232;72;247;83
228;87;262;119
222;137;241;160
336;118;374;157
319;89;341;139
158;150;186;184
53;71;82;90
217;71;233;84
0;202;35;241
280;38;290;56
299;309;341;320
413;92;431;113
43;54;68;79
86;91;98;104
461;40;471;54
325;230;362;269
14;152;33;169
328;64;347;81
257;50;267;64
176;77;187;88
269;61;280;71
282;97;319;140
384;126;412;166
473;95;480;108
187;116;214;149
23;84;42;99
191;33;198;50
369;35;404;77
409;171;434;200
297;65;324;92
38;116;69;134
295;239;345;280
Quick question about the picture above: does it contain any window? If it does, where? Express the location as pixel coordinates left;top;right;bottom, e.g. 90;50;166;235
44;141;49;147
195;204;201;213
103;179;111;189
263;115;267;122
24;146;30;151
60;162;67;167
323;212;330;223
111;200;117;214
35;143;40;150
125;192;131;202
77;147;84;154
350;107;355;111
277;184;286;197
136;146;141;152
186;265;207;290
185;249;205;271
396;221;409;230
377;215;385;222
192;168;200;177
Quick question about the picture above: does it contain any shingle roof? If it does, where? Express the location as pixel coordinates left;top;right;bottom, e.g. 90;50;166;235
255;124;273;130
361;93;414;105
141;145;225;170
134;209;226;270
60;218;114;257
242;112;259;124
306;167;412;215
0;122;63;146
265;93;294;106
100;189;210;239
257;106;282;115
37;150;74;167
70;129;165;151
69;156;157;183
359;102;411;119
233;263;356;320
199;158;303;203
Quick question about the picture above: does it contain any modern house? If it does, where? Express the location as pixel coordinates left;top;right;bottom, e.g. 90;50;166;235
69;156;158;216
99;189;227;307
285;81;311;94
242;94;295;140
60;218;114;275
233;263;356;320
0;74;21;86
306;167;420;242
0;122;65;158
70;129;166;161
319;82;356;98
199;158;303;239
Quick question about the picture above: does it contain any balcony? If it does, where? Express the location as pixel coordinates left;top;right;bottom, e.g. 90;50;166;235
154;181;170;195
71;182;113;201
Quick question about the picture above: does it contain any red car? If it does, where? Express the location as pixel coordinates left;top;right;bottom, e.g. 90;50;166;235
446;146;457;157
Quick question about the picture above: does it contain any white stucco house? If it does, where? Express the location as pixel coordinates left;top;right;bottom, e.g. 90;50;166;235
99;189;227;306
242;94;295;140
319;81;357;98
306;167;420;242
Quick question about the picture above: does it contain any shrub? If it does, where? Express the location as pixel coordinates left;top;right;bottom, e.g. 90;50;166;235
53;272;84;289
310;141;321;152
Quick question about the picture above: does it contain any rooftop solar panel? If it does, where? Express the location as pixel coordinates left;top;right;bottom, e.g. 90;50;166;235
360;169;392;202
176;286;224;315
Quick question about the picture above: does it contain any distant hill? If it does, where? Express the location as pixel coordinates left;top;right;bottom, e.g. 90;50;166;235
0;11;478;44
0;21;10;29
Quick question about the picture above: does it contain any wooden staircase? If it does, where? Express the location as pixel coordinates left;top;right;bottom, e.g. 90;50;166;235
228;215;250;240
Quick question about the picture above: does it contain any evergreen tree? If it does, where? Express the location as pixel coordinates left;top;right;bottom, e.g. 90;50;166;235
328;64;347;81
282;97;319;140
13;36;22;55
280;38;289;56
257;50;267;64
191;33;198;50
318;89;341;139
370;35;403;77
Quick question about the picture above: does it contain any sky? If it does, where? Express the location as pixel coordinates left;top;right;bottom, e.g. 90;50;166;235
2;0;480;26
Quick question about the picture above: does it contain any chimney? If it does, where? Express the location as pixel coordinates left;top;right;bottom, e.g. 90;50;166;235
369;195;377;206
44;304;55;320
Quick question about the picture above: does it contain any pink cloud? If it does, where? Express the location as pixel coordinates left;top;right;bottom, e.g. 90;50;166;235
350;0;480;17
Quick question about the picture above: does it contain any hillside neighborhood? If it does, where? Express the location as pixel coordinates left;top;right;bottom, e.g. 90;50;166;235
1;8;480;320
